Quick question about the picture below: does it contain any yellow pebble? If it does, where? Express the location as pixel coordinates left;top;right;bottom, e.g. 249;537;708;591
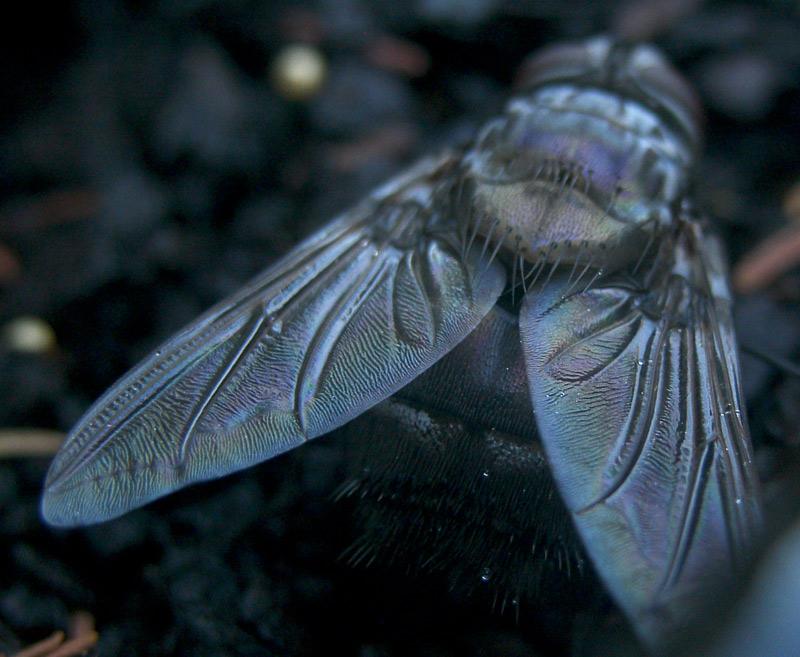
271;44;327;101
2;316;57;354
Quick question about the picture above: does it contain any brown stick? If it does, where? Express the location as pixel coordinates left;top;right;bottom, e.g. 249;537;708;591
42;632;98;657
11;632;64;657
0;429;64;459
0;189;99;236
732;224;800;294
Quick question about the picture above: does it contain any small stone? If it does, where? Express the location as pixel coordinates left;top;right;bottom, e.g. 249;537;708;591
2;317;57;354
101;170;167;239
271;44;327;101
155;42;283;172
309;61;415;137
415;0;500;27
696;52;783;121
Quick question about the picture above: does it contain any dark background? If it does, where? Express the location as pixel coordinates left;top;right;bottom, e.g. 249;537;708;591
2;1;800;656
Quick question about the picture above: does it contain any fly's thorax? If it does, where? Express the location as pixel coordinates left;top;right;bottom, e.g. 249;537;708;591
465;170;651;271
462;84;693;270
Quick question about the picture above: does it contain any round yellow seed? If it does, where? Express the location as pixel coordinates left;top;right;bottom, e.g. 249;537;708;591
2;316;57;354
271;44;327;101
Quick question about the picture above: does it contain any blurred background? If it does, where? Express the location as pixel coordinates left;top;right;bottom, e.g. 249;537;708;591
2;1;800;656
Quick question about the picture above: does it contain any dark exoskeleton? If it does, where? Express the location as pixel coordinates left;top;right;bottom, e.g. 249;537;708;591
41;37;762;651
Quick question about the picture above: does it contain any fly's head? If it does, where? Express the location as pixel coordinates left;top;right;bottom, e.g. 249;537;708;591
462;36;703;275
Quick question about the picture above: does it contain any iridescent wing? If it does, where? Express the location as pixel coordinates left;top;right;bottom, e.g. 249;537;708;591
42;154;506;527
519;223;761;645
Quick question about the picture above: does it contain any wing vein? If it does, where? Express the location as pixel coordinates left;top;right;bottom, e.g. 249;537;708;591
545;312;640;379
577;321;666;512
660;322;704;593
175;235;373;460
702;297;758;561
293;250;395;434
177;305;271;463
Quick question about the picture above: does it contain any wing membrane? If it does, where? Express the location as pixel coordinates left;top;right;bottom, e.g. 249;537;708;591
520;226;761;644
43;154;506;526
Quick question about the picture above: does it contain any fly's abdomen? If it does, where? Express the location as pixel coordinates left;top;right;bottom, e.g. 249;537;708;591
339;397;586;611
337;305;586;609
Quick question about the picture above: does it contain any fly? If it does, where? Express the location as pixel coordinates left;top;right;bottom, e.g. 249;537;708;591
40;36;762;652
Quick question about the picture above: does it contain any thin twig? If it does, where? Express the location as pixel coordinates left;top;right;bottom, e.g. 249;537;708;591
0;189;98;237
733;224;800;294
11;632;64;657
42;632;98;657
67;613;94;642
10;612;98;657
0;429;64;459
365;35;430;77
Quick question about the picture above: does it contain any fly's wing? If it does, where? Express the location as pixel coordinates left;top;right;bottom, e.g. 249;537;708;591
42;154;506;527
519;224;761;646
